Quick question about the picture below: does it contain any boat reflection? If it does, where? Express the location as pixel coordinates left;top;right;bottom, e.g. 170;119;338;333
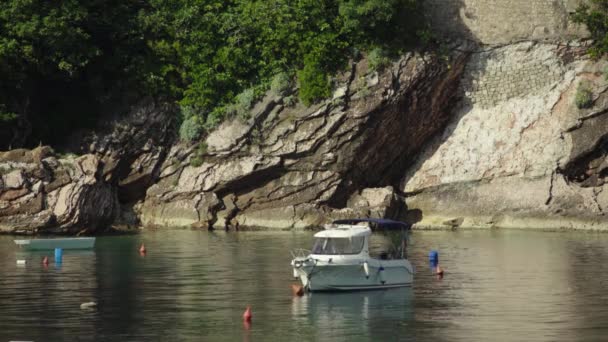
291;288;414;339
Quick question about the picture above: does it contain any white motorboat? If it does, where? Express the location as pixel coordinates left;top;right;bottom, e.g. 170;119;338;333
14;237;96;250
291;219;414;292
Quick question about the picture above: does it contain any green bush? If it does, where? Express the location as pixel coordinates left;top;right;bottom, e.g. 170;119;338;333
283;95;297;107
190;156;203;167
571;1;608;58
204;107;225;130
197;141;207;155
298;55;332;106
179;116;203;142
271;72;292;96
234;88;256;119
367;48;390;71
189;141;207;167
575;83;594;109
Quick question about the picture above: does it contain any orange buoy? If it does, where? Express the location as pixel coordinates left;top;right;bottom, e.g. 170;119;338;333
42;256;49;265
243;305;252;322
291;284;304;296
139;243;146;255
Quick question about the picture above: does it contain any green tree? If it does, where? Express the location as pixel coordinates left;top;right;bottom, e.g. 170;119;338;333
0;0;426;148
0;0;175;147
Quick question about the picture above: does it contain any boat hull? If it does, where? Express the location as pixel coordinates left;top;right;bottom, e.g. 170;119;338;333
294;260;414;292
14;237;96;250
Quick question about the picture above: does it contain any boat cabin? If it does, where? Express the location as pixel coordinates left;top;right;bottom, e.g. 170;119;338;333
312;224;371;256
312;219;411;260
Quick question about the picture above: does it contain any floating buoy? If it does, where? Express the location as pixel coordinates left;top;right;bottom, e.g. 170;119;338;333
243;305;252;322
363;261;370;279
291;284;304;296
429;250;439;266
80;302;97;310
16;259;26;265
139;243;146;255
42;256;49;265
54;248;63;264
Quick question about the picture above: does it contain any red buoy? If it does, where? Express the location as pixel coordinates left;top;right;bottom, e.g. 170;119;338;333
291;284;304;296
243;305;252;322
42;256;49;265
139;243;146;255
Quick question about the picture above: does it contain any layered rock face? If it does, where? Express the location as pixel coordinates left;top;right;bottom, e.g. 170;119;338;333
402;41;608;229
0;148;118;234
140;52;468;229
0;100;176;234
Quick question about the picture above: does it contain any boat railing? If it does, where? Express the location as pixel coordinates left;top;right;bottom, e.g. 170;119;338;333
290;248;312;259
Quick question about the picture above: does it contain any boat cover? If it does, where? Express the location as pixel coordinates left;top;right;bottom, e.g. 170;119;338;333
332;218;411;230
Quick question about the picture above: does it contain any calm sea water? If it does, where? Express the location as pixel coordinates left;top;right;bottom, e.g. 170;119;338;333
1;229;608;341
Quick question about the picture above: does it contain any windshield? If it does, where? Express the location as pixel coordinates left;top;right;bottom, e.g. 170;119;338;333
311;237;365;255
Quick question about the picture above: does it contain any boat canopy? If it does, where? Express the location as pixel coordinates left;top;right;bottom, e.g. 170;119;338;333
331;218;411;230
314;225;372;238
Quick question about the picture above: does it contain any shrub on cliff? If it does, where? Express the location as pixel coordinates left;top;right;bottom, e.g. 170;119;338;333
575;83;594;109
572;0;608;58
298;55;332;106
179;107;204;142
368;48;391;71
271;72;292;96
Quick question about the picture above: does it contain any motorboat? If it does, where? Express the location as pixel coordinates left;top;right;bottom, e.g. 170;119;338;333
291;219;414;292
14;237;96;250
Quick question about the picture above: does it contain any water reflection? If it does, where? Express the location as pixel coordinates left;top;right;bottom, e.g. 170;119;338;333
1;230;608;341
0;244;99;341
292;288;413;340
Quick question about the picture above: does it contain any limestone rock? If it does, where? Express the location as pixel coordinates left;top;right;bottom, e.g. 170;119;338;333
2;170;26;189
0;147;118;234
401;43;608;230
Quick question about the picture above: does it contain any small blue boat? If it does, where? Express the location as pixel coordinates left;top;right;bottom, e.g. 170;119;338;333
14;237;96;250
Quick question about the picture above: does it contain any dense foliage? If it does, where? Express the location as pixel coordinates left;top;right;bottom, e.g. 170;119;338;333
572;0;608;58
0;0;426;147
0;0;171;147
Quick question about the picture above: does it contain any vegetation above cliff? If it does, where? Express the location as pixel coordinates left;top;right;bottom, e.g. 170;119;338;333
0;0;426;148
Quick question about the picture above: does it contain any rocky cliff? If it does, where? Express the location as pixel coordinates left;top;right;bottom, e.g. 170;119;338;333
139;51;468;229
0;101;177;234
402;41;608;230
3;1;608;233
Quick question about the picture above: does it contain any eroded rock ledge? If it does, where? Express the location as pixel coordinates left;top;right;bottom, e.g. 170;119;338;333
137;50;468;229
0;148;117;234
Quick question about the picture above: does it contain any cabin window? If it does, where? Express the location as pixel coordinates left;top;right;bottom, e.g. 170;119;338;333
311;237;365;255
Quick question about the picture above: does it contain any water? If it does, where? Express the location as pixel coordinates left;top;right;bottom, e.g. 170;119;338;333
1;229;608;341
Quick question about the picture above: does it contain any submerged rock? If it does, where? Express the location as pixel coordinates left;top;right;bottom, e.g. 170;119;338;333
80;302;97;310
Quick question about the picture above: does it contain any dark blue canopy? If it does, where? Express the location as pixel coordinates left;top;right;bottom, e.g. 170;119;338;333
332;218;411;230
